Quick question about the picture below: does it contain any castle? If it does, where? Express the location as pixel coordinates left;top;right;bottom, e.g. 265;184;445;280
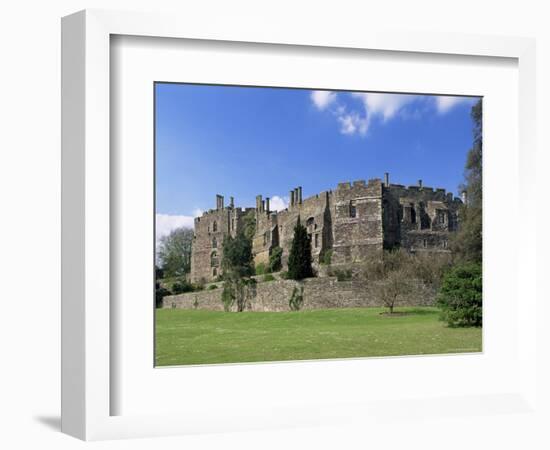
190;173;462;283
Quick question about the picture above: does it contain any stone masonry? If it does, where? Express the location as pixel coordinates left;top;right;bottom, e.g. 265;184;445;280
190;173;462;283
163;276;435;312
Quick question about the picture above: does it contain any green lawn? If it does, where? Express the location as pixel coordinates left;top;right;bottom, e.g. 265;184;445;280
155;307;482;366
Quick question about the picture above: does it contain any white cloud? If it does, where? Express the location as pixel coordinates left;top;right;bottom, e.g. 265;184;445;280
312;91;476;137
310;90;337;110
269;195;289;211
156;212;200;241
435;96;473;114
337;112;369;136
352;92;418;122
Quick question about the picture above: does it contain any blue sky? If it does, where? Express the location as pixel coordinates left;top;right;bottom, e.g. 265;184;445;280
155;83;480;238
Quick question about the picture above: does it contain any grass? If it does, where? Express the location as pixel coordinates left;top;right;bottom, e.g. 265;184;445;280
155;307;482;366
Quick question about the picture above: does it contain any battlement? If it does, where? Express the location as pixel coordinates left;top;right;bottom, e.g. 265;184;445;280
337;182;351;189
337;178;382;191
387;182;457;202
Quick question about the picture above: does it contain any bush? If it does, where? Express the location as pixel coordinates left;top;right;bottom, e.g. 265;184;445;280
410;252;453;291
280;271;289;279
262;273;275;282
437;263;482;327
289;285;304;311
334;268;352;281
172;279;194;294
268;247;283;273
255;262;268;275
320;249;332;265
208;284;218;290
155;282;171;308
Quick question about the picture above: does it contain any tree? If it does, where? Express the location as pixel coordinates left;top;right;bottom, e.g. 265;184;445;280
452;99;482;263
242;209;257;241
372;268;411;314
157;227;194;277
221;232;254;278
287;217;313;280
221;232;254;312
268;246;283;273
437;263;482;327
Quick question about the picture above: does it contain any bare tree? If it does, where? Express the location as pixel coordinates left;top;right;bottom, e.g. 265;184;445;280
371;268;412;314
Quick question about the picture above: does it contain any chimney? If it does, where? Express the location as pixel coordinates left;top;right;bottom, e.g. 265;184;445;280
418;179;423;189
384;172;389;187
230;196;234;208
265;197;270;213
290;190;295;207
256;195;263;211
262;200;265;212
298;186;303;204
216;194;224;210
294;188;299;206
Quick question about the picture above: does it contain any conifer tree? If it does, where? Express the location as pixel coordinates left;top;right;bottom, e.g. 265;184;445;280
287;216;313;280
452;99;482;263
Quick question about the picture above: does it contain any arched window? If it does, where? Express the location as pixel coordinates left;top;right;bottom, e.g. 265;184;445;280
212;221;218;232
210;251;218;267
306;217;315;234
410;204;416;224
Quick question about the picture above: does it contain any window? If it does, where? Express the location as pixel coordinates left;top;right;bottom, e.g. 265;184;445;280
443;240;448;249
422;239;428;248
210;251;218;267
306;217;314;227
437;210;446;224
410;204;416;224
212;237;217;248
314;233;319;248
212;221;217;232
349;201;357;218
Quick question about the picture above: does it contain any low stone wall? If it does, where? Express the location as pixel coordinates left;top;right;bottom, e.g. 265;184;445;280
162;277;435;312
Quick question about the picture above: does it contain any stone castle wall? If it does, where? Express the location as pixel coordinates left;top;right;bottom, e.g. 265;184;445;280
162;277;436;312
190;175;461;283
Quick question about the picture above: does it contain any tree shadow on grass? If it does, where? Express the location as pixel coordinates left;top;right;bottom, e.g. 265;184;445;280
404;308;440;316
380;308;439;317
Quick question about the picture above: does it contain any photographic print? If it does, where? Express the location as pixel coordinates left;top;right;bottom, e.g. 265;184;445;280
154;83;482;366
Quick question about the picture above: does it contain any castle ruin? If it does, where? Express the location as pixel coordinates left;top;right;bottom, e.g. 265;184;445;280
190;174;462;283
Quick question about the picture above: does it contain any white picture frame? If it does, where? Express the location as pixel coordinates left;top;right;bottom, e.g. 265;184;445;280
61;9;538;441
